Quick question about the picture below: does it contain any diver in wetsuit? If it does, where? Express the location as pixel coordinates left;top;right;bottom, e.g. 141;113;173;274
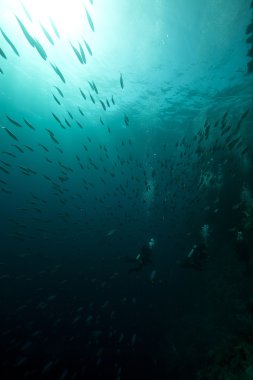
177;224;210;271
177;242;208;271
127;238;155;272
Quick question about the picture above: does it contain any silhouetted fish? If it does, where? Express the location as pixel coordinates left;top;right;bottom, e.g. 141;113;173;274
53;94;61;105
0;48;7;59
70;42;84;64
79;42;86;63
0;29;20;56
124;114;129;126
23;118;35;130
92;81;98;94
50;63;66;83
15;16;35;48
4;127;18;141
49;18;60;38
20;1;32;21
12;144;24;153
89;92;95;104
40;23;54;45
84;6;95;32
99;99;106;111
54;86;64;98
120;73;124;89
0;165;9;174
6;115;22;128
79;88;86;100
33;38;47;60
83;39;92;55
38;143;49;152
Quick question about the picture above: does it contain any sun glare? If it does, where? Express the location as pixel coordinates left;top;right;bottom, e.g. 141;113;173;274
23;0;92;39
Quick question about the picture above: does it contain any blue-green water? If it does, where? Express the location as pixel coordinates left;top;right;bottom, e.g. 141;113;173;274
0;0;253;379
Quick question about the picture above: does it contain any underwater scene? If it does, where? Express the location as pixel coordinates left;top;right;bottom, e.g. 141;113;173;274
1;0;253;379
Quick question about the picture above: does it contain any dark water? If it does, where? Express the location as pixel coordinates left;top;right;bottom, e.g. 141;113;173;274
1;0;253;379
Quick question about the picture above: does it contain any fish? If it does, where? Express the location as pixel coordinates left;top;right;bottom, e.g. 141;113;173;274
78;107;84;116
0;48;7;59
100;117;104;125
0;166;9;174
64;118;71;128
0;160;11;167
49;18;60;38
24;145;34;151
49;134;59;144
88;80;95;91
23;118;35;130
54;86;64;98
45;128;54;135
68;111;73;119
4;127;18;141
89;92;95;103
75;120;83;129
120;73;124;89
99;99;106;111
2;151;16;158
33;38;47;60
0;29;20;56
111;95;115;105
12;144;24;153
6;115;22;127
83;39;92;55
79;88;86;100
40;23;54;45
228;136;241;150
124;114;129;126
20;1;32;21
51;112;62;124
70;42;84;64
19;166;36;175
92;81;98;94
106;99;110;107
50;63;66;83
38;143;49;152
79;42;86;63
1;188;12;194
15;16;35;48
84;6;95;32
53;94;61;105
241;146;249;155
0;68;3;74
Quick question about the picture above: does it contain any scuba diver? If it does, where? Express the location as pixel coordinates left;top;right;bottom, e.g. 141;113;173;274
127;238;155;273
177;224;210;271
234;231;250;277
177;242;208;270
